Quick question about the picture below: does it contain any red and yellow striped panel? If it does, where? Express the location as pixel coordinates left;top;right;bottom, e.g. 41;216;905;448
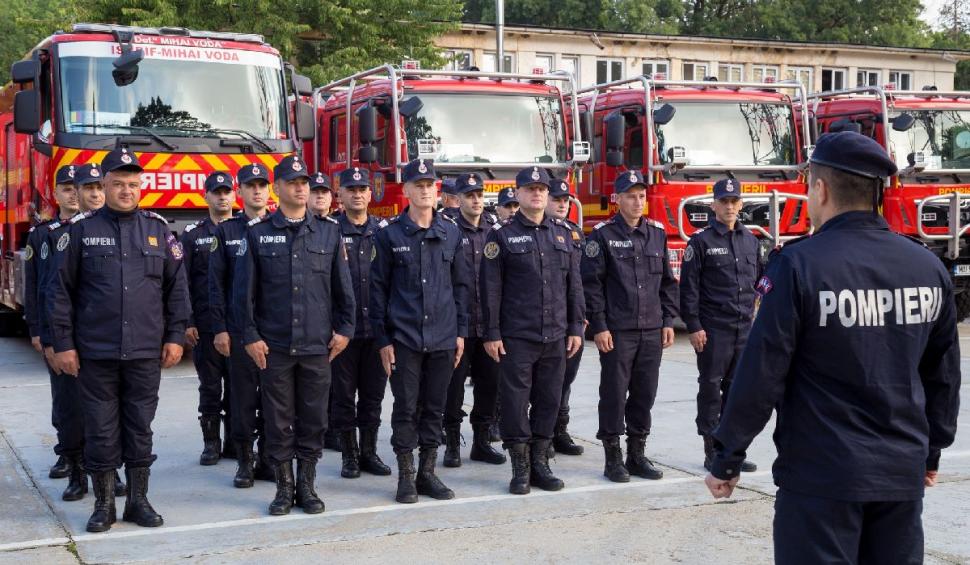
51;146;289;209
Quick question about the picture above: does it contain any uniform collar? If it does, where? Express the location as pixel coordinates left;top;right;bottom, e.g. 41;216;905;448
816;210;889;234
270;208;313;231
708;217;748;236
338;212;377;236
102;206;137;221
399;207;447;238
514;210;552;229
456;211;486;232
610;214;647;235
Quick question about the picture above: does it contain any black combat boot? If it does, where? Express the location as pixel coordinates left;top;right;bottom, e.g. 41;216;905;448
626;436;663;480
358;428;391;475
324;427;341;451
295;460;325;514
113;470;127;497
221;416;236;459
469;424;506;464
507;443;531;495
340;429;361;479
49;455;71;479
62;455;88;501
529;439;564;491
395;452;418;504
552;414;584;456
122;466;163;527
602;438;630;483
703;435;715;471
741;459;758;472
253;434;274;482
443;426;462;468
199;414;221;466
268;460;295;515
85;471;116;533
234;442;255;488
416;448;454;500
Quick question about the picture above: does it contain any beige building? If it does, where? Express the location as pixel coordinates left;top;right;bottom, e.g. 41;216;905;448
437;23;969;93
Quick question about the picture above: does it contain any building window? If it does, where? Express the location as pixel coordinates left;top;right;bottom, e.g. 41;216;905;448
534;53;554;74
821;68;846;91
441;49;472;71
888;70;913;90
857;69;880;87
751;65;779;83
482;52;514;73
560;56;580;84
642;59;669;78
683;61;710;81
718;63;744;82
597;58;624;83
785;66;813;92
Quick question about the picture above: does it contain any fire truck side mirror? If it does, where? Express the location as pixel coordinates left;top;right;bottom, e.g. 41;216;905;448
398;96;424;118
652;103;676;126
891;113;916;132
10;60;38;84
291;73;313;97
356;104;378;145
13;90;40;134
358;146;378;163
604;111;626;167
294;101;314;141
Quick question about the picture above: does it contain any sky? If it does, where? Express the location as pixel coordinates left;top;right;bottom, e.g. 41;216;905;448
920;0;945;28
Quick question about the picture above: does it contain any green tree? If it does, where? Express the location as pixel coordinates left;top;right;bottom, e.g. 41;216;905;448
0;0;85;83
464;0;682;34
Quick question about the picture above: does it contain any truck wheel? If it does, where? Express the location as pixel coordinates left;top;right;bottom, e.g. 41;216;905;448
0;306;26;337
956;291;970;323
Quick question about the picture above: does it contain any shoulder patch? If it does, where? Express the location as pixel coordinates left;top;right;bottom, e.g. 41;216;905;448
593;222;606;231
584;240;600;258
184;221;200;233
683;244;695;262
142;210;169;224
248;216;266;227
484;241;500;260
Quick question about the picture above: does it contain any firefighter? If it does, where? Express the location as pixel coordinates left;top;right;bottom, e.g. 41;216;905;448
370;159;470;504
49;148;190;533
442;173;506;468
480;166;585;495
581;170;678;483
705;132;961;564
679;177;762;472
232;155;356;516
495;187;519;222
544;178;585;457
331;167;392;479
181;172;236;466
309;172;333;216
439;178;460;220
209;163;273;488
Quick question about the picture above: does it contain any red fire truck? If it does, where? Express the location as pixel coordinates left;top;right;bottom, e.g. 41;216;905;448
810;86;970;318
309;63;589;218
569;76;813;277
0;23;313;332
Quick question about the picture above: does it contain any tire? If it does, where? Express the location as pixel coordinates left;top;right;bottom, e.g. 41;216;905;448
956;291;970;323
0;306;26;338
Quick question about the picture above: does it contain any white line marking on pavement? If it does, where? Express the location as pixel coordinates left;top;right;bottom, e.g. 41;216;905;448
63;471;771;543
0;537;71;553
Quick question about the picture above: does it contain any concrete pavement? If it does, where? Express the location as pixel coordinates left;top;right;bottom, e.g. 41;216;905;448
0;329;967;564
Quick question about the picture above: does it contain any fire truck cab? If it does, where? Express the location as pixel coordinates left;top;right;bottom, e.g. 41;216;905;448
810;86;970;318
309;63;589;219
570;76;812;277
0;23;313;330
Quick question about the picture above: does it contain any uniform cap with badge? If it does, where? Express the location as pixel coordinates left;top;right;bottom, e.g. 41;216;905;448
100;147;144;173
73;164;103;187
548;178;571;199
237;163;271;185
274;155;310;182
810;131;898;180
454;173;485;194
56;165;77;185
309;172;332;191
712;178;741;200
339;167;371;188
441;177;459;195
204;171;234;192
402;159;437;184
614;170;645;194
515;166;551;189
497;187;519;206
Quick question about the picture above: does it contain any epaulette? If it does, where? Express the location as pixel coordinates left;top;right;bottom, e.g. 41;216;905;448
593;222;607;230
767;234;811;260
247;215;267;227
378;216;399;230
486;212;498;224
321;215;338;224
141;210;169;224
45;222;59;232
551;217;564;225
645;218;665;230
900;233;929;249
440;214;457;225
689;227;706;239
493;218;511;230
67;210;95;225
183;220;201;233
28;226;35;233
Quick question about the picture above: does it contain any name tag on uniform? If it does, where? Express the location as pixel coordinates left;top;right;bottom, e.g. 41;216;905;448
608;240;633;248
507;235;533;244
226;239;244;247
343;237;354;245
82;237;116;246
392;246;410;253
195;237;214;246
259;235;287;244
706;247;728;256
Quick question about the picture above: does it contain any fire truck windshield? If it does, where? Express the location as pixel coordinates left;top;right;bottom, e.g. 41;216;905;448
888;110;970;171
656;101;796;168
403;93;566;164
57;42;288;141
